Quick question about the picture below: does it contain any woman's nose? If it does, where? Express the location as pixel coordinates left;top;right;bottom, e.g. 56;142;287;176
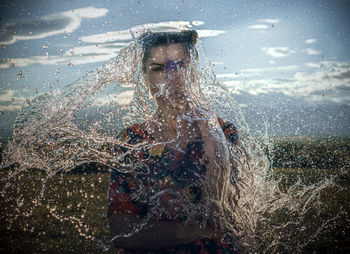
163;62;186;93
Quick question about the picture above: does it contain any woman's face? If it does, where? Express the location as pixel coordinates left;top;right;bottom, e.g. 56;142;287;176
143;43;190;110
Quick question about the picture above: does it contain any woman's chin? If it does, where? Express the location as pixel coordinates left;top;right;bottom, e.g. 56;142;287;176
157;97;189;113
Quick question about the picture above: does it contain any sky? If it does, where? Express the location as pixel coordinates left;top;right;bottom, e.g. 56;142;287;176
0;0;350;141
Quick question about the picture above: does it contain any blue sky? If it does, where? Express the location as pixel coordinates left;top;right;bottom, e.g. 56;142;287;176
0;0;349;140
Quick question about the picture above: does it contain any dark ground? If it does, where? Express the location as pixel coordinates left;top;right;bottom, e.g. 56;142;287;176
0;137;349;253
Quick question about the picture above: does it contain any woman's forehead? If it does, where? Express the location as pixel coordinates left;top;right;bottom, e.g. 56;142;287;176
147;44;188;63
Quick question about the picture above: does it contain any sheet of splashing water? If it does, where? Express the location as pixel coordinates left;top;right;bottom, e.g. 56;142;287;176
0;40;340;253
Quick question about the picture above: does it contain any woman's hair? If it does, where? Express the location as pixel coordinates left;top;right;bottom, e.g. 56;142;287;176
138;30;198;72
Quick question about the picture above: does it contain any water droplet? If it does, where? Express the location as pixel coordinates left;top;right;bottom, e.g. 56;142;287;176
16;71;24;78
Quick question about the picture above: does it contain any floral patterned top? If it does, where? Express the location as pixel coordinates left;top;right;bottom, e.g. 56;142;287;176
108;117;239;254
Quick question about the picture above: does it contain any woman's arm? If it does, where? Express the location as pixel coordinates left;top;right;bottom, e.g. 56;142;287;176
109;214;218;250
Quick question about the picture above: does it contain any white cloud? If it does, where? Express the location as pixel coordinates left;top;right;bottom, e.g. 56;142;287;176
306;62;321;68
196;29;226;37
0;89;15;102
241;65;299;73
307;61;350;71
0;42;125;68
0;89;26;111
80;21;192;43
70;7;108;18
0;20;225;68
93;90;134;106
0;104;23;111
305;38;317;44
248;25;269;29
217;72;256;79
0;53;119;68
222;61;350;103
238;103;248;108
304;48;321;55
248;18;279;29
80;21;223;43
261;45;320;58
81;31;133;44
63;43;126;56
0;7;108;45
259;19;280;24
261;47;296;58
211;61;224;65
222;81;245;93
217;73;237;78
192;21;205;26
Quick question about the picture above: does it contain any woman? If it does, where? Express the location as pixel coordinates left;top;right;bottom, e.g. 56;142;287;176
108;30;240;253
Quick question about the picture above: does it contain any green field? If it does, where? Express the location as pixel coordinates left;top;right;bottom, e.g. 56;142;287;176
0;171;113;254
0;137;349;253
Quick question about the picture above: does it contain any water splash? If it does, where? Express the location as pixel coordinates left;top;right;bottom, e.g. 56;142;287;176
0;36;342;253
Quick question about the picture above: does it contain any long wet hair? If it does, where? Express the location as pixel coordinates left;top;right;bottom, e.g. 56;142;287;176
138;30;198;72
